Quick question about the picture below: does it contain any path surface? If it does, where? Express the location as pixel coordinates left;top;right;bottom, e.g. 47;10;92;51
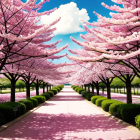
0;86;140;140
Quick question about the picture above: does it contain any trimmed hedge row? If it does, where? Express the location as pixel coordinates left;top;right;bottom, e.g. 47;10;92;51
71;84;140;129
0;85;64;126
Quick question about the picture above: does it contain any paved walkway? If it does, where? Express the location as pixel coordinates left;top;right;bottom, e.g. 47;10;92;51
0;86;140;140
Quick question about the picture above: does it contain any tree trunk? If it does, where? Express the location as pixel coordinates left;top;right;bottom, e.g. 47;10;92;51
95;82;99;95
43;82;45;93
11;79;16;102
91;84;94;94
117;87;118;93
106;79;111;99
88;84;90;92
26;82;30;99
134;86;135;95
84;85;86;91
126;75;132;103
36;80;39;95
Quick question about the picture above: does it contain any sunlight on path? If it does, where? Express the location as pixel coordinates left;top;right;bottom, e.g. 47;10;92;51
0;86;140;140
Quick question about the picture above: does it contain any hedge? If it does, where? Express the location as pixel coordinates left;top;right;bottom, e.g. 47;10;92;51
117;104;140;122
135;115;140;130
0;104;16;122
32;95;46;103
47;91;54;97
19;99;33;110
40;93;50;100
28;98;38;107
109;101;125;116
101;99;118;111
0;113;5;126
85;93;94;101
95;97;107;106
91;96;102;104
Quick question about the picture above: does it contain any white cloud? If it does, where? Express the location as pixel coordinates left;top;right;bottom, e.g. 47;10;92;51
40;2;90;35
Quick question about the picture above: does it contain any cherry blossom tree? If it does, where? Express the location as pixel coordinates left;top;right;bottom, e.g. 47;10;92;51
0;0;68;71
66;0;140;103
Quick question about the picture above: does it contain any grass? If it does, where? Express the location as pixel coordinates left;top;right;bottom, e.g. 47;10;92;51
0;88;35;94
103;88;140;95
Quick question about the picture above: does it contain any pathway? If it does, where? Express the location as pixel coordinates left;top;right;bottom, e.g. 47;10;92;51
0;86;140;140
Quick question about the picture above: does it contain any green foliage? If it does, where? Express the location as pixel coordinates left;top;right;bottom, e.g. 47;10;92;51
19;99;33;110
50;89;58;95
109;101;125;116
47;91;54;97
40;93;50;100
101;99;118;111
111;77;125;87
16;80;26;88
95;97;107;106
28;98;38;107
0;113;5;126
91;96;102;104
117;104;140;122
81;91;89;97
85;93;94;101
0;104;16;122
132;76;140;86
2;102;26;117
135;115;140;130
32;95;46;103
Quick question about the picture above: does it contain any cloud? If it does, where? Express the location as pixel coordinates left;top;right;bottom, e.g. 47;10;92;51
40;2;90;35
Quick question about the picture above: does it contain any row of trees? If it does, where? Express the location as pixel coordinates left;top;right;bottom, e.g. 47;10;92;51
66;0;140;103
0;0;74;102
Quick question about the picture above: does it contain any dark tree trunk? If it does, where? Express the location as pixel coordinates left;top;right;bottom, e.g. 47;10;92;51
84;85;86;91
117;87;118;93
106;79;111;99
126;75;132;103
11;79;16;102
134;86;135;95
36;80;39;95
47;85;48;92
91;83;94;94
26;82;30;99
88;84;90;92
43;82;45;93
95;82;99;95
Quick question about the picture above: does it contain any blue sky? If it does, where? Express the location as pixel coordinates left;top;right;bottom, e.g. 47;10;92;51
22;0;122;64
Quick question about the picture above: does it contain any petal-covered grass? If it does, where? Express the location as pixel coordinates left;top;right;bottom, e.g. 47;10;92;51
0;89;43;104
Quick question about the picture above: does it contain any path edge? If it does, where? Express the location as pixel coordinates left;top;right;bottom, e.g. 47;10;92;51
84;97;140;135
0;95;55;132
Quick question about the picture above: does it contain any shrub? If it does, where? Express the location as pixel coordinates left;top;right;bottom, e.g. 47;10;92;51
50;89;58;95
0;104;16;122
101;99;118;111
19;99;33;110
85;93;94;101
32;95;46;103
117;104;140;122
40;93;50;100
47;91;54;97
0;113;5;126
95;97;107;106
81;91;88;97
135;115;140;130
91;96;102;104
79;89;85;94
29;98;38;107
3;102;26;116
109;101;125;116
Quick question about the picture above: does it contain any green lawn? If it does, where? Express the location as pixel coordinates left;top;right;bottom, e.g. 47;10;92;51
0;88;35;94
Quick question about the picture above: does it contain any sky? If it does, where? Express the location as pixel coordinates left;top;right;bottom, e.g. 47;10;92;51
22;0;123;64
